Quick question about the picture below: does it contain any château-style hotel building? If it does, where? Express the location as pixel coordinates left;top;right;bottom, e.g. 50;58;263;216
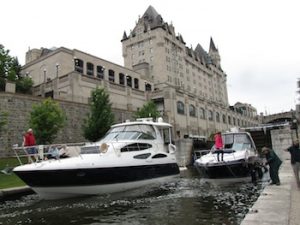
21;6;258;138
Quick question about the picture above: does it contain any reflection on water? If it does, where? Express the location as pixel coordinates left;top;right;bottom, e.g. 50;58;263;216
0;168;267;225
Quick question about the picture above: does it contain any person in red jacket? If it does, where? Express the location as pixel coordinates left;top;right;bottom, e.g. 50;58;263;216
214;131;224;161
24;128;38;163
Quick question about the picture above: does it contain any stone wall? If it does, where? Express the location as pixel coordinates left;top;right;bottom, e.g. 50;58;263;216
0;93;92;157
0;92;139;158
271;128;293;160
175;139;193;167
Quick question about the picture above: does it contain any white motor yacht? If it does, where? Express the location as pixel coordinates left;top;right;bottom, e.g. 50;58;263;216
13;117;179;200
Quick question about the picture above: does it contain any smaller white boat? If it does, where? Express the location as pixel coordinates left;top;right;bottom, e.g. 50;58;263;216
194;131;260;179
13;117;179;199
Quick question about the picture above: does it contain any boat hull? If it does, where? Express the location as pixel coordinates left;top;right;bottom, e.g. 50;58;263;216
194;161;251;179
31;175;178;200
14;163;179;199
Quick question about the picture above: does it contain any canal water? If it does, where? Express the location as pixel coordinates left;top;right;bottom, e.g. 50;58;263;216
0;168;267;225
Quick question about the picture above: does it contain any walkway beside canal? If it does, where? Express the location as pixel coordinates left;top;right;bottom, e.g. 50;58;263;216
241;150;300;225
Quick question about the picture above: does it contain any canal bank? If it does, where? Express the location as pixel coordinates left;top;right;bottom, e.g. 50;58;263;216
1;150;299;225
241;150;300;225
0;186;33;200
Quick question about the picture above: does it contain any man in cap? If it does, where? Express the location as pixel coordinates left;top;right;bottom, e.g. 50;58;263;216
262;146;282;185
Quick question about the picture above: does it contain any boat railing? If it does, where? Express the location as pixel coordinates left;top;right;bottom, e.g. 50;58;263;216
12;142;85;165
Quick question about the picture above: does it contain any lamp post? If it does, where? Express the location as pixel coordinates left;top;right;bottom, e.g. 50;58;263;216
43;69;47;83
55;63;59;78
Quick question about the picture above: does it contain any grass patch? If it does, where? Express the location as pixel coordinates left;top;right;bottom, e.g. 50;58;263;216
0;157;26;189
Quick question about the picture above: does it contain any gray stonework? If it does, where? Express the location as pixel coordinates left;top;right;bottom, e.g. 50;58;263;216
271;128;293;159
0;93;89;157
175;139;193;167
0;93;136;158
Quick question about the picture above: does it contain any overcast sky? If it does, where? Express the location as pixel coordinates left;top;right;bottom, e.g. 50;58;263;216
2;0;300;114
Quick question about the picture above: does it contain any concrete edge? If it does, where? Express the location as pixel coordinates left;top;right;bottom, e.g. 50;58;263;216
0;186;33;200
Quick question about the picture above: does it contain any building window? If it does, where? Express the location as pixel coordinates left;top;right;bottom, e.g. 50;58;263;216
189;104;196;117
223;115;226;123
228;116;231;125
199;108;206;119
145;83;152;91
74;58;84;73
134;78;139;89
233;117;236;126
86;62;94;76
177;101;185;115
216;112;220;122
208;110;213;121
97;65;105;79
126;75;132;88
108;69;115;82
119;73;125;85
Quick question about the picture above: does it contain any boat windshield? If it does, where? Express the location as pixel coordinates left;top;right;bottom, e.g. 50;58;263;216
222;133;252;151
102;124;157;141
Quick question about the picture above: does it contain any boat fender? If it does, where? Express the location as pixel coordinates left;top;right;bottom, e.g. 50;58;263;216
100;143;109;153
168;144;176;153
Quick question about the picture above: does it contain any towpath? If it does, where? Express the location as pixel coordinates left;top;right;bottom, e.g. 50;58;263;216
241;150;300;225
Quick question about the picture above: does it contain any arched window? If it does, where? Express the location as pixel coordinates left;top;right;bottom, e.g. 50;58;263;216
134;78;139;89
228;116;231;125
86;62;94;76
233;117;236;126
74;58;83;73
216;112;220;122
177;101;185;115
126;75;132;87
108;69;115;82
189;104;196;117
145;83;152;91
208;110;213;121
199;107;206;119
223;115;226;123
119;73;125;85
97;65;105;79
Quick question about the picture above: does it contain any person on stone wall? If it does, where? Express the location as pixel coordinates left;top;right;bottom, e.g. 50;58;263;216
285;140;300;188
262;146;282;185
214;131;224;161
24;128;38;163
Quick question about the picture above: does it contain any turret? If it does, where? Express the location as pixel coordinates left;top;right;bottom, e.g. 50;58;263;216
209;37;221;68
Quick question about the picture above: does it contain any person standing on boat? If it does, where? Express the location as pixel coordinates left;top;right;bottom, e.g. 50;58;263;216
262;147;282;185
24;128;38;163
214;131;224;161
285;140;300;188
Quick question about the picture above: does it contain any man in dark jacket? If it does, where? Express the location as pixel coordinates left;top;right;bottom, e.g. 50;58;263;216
285;140;300;188
262;146;282;185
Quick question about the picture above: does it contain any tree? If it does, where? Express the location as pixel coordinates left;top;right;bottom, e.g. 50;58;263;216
83;87;114;142
134;100;160;120
0;44;33;93
29;98;66;144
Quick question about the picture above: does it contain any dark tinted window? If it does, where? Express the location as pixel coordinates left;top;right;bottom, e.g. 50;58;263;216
133;153;151;159
152;153;167;158
121;143;152;152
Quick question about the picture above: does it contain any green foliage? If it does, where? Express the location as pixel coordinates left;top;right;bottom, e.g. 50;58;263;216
0;111;8;134
134;100;160;120
0;157;26;189
83;87;114;142
0;44;33;93
29;98;66;144
16;76;34;94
